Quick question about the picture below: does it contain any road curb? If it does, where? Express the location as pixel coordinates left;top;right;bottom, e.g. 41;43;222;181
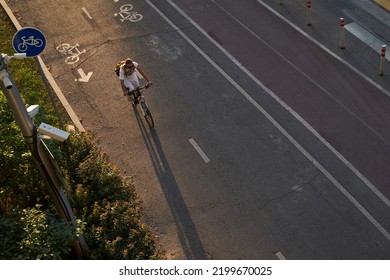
0;0;85;132
374;0;390;11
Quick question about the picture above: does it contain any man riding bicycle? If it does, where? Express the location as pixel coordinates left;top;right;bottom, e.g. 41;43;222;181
119;58;152;104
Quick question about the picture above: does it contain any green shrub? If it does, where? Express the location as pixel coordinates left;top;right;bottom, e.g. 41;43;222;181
61;132;164;259
0;95;49;214
0;206;78;259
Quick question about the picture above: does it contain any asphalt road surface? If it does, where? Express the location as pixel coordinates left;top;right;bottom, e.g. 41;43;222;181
4;0;390;259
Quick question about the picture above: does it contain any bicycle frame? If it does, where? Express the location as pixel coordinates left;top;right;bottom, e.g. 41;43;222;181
127;85;154;128
21;36;42;46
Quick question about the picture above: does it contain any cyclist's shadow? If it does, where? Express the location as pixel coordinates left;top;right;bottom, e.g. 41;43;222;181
132;107;207;259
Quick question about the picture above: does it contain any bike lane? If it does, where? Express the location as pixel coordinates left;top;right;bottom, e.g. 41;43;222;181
171;0;390;199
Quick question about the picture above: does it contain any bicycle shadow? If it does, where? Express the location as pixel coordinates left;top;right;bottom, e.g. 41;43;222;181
132;106;207;259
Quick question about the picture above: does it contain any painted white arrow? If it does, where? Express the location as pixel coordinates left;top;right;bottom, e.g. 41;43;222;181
75;68;93;82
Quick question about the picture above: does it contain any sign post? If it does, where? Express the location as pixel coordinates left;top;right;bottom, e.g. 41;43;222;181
2;28;88;258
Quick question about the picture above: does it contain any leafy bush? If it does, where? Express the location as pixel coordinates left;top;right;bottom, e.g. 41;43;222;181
60;132;164;259
0;206;77;259
0;95;49;215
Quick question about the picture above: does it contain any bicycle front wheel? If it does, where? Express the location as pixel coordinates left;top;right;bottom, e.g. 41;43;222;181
34;39;44;48
141;101;154;128
144;108;154;128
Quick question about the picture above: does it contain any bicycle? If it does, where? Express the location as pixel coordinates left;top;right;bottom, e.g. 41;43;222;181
126;84;154;128
115;4;143;22
18;36;43;52
56;43;86;64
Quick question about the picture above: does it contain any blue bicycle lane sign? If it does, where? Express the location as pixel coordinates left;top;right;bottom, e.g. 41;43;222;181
12;27;46;57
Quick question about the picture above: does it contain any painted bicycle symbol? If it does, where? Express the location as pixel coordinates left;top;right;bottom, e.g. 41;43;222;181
114;4;143;22
17;36;44;52
56;43;86;64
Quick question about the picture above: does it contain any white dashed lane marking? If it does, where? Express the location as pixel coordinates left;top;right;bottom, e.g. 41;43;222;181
275;251;287;260
189;138;210;164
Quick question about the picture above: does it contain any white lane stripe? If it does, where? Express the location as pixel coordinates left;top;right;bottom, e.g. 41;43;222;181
275;251;287;260
82;7;93;20
345;22;390;61
189;138;210;163
145;0;390;242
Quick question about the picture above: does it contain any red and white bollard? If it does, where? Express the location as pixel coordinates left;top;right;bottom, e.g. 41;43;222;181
340;18;346;49
379;45;386;76
307;1;312;26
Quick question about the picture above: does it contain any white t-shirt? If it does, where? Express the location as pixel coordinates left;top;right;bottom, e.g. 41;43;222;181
119;61;139;90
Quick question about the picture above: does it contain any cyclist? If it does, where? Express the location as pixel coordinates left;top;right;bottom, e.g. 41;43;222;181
119;58;152;104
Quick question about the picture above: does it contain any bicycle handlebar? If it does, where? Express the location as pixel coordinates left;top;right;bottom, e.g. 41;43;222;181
126;83;151;95
137;83;152;91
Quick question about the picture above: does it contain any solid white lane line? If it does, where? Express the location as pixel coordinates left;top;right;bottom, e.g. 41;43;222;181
82;7;93;20
189;138;210;163
275;251;287;260
145;0;390;242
